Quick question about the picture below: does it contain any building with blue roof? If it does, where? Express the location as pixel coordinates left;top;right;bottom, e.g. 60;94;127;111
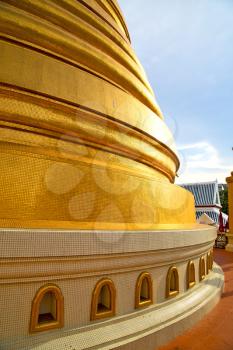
180;180;228;226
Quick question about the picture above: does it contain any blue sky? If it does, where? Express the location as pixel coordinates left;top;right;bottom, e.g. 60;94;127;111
118;0;233;184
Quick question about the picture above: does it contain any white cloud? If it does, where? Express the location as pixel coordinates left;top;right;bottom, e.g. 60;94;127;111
176;141;233;184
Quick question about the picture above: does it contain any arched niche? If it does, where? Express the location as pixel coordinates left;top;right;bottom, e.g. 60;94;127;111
90;278;116;321
199;256;206;281
206;252;211;274
210;249;214;270
135;272;153;308
187;261;196;289
166;266;179;298
30;284;64;333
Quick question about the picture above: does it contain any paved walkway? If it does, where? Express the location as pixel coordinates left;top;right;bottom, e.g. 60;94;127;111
159;248;233;350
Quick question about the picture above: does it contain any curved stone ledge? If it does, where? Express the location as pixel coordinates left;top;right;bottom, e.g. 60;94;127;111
0;226;216;258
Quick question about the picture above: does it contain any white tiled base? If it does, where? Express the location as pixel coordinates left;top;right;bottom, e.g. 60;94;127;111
0;226;219;350
27;263;224;350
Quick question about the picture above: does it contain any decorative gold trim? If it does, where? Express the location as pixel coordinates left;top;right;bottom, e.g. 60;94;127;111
135;272;153;309
210;249;214;270
29;284;64;333
199;256;206;281
96;0;131;42
0;2;161;117
206;250;213;274
0;84;178;181
206;251;212;273
90;278;116;321
0;219;200;231
187;261;196;289
166;266;179;298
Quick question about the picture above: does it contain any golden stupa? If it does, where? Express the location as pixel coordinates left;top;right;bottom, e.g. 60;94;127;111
0;0;195;229
0;2;223;350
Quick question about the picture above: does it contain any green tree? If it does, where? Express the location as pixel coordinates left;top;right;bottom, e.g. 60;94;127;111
219;189;228;215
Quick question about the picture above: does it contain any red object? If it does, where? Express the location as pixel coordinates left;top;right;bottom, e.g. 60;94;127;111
218;210;225;232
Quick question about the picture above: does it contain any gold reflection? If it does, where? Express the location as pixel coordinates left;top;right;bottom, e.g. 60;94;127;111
0;0;196;229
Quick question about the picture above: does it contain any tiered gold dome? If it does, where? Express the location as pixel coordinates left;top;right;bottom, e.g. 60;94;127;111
0;0;195;229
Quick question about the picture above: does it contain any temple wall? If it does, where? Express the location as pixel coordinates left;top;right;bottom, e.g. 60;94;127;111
0;226;217;349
